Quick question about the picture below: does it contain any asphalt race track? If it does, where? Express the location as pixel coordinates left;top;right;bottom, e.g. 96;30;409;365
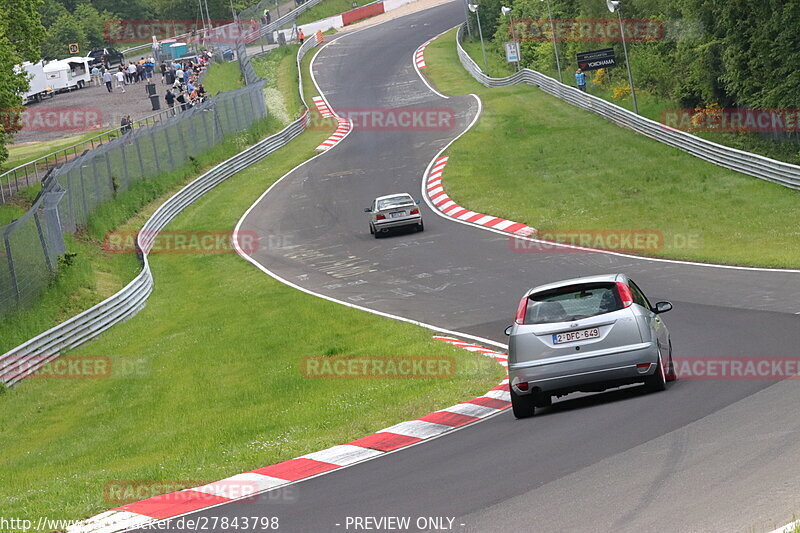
133;3;800;532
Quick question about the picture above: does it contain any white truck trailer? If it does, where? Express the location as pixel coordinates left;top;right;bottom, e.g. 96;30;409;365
17;61;54;104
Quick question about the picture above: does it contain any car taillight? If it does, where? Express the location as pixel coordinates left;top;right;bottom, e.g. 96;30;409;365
517;381;529;391
515;295;528;325
410;208;420;215
375;214;386;220
616;282;634;308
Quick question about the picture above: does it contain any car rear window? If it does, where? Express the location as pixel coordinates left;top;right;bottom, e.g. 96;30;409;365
525;282;622;324
377;196;413;210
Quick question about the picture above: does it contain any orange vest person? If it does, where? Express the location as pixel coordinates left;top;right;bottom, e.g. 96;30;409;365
298;28;305;43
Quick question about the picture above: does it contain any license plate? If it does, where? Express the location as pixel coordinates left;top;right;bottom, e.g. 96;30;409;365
390;211;405;218
552;327;600;344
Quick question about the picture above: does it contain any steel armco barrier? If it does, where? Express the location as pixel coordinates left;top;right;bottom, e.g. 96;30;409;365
0;37;324;387
455;25;800;190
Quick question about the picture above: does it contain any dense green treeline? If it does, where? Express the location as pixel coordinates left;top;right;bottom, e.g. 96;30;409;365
470;0;800;112
38;0;259;60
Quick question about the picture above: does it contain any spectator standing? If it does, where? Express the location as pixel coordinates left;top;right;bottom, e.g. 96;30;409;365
127;62;137;84
120;114;133;134
136;63;145;83
103;70;113;92
575;68;587;92
175;66;184;85
176;89;187;111
115;70;126;92
165;88;176;115
160;62;167;83
298;28;305;44
91;65;101;86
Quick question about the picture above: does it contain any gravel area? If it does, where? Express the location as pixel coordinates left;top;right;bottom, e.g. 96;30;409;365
14;76;177;145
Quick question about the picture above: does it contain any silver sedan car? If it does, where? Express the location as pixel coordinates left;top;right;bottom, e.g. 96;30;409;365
364;193;424;238
505;273;675;419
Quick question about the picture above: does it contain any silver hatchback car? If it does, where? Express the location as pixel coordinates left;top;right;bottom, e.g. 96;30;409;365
505;273;675;419
365;193;423;238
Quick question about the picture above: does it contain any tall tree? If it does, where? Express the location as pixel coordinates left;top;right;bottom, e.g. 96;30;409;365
41;13;87;60
0;0;46;166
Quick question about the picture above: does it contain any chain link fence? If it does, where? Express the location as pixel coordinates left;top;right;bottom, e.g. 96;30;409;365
0;80;268;315
235;40;260;86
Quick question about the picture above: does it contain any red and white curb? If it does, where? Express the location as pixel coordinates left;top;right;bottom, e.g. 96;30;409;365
311;95;334;118
311;95;351;151
317;116;351;151
415;44;427;69
67;337;509;532
425;156;537;236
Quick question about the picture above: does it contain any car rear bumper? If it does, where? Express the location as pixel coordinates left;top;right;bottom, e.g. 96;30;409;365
374;215;422;230
509;341;659;395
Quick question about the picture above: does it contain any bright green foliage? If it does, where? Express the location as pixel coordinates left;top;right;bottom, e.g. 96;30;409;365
0;0;46;166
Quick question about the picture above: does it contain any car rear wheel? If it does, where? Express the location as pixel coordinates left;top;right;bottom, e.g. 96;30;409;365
644;349;667;392
533;393;552;408
369;224;374;235
417;222;424;232
510;386;535;419
665;341;677;382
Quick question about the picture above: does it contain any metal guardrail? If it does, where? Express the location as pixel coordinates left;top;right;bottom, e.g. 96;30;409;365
455;25;800;190
0;38;323;386
246;0;328;42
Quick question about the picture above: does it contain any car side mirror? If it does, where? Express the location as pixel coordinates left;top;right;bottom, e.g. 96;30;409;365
416;200;420;205
653;301;672;314
504;325;513;336
364;208;371;213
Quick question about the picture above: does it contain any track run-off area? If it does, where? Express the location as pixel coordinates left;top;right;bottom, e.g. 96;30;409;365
124;2;800;532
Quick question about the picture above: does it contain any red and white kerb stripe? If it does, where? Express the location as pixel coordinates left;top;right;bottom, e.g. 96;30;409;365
312;96;334;118
415;44;427;69
68;337;509;532
316;117;351;151
426;157;537;236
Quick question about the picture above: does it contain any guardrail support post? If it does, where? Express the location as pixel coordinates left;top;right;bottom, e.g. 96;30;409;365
33;213;54;272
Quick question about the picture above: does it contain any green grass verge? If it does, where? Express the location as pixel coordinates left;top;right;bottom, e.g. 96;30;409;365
0;52;293;352
0;44;503;521
3;130;116;172
295;0;375;25
253;44;304;123
463;37;800;166
202;60;245;94
425;29;800;268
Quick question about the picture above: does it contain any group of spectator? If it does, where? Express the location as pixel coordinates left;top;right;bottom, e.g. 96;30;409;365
163;56;210;115
91;57;158;93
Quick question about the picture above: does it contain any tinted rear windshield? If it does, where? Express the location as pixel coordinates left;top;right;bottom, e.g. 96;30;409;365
524;282;622;324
